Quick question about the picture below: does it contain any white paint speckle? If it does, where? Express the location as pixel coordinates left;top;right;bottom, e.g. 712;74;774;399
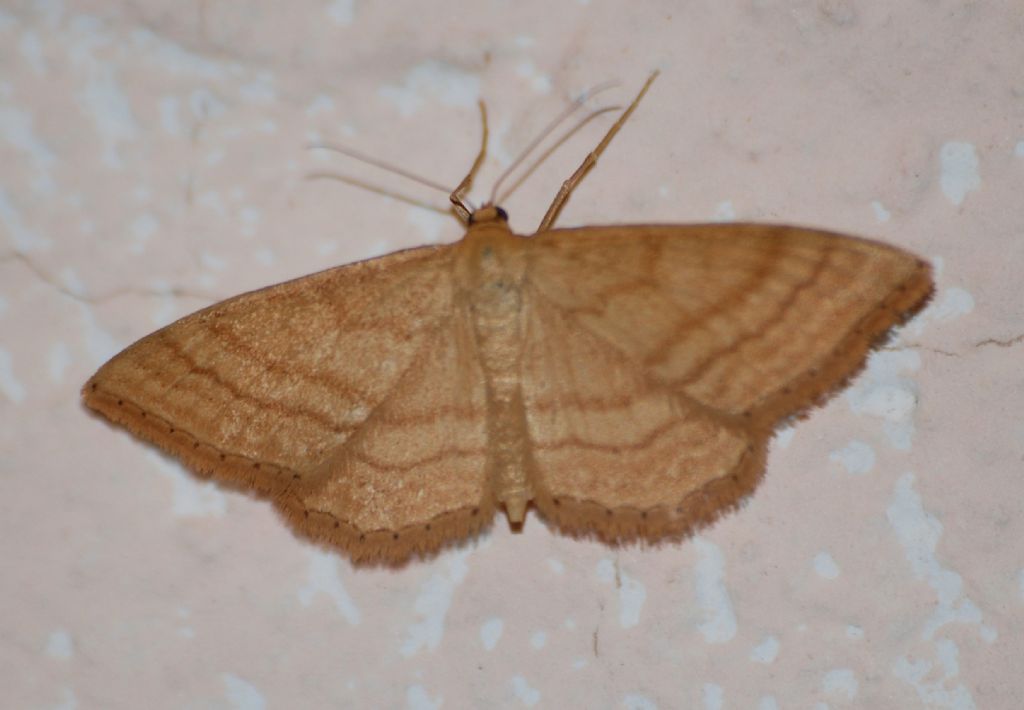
158;96;181;135
327;0;355;26
846;625;864;640
823;668;858;700
618;572;646;628
146;451;226;517
514;60;551;93
306;95;335;116
758;697;779;710
197;190;226;216
0;348;26;403
856;383;916;425
712;200;736;222
939;142;980;206
887;473;985;641
189;88;227;121
0;187;50;250
511;675;540;707
1015;140;1024;157
71;33;138;168
829;439;875;475
480;617;504;650
60;268;86;298
46;629;74;659
48;341;70;382
547;557;565;574
200;251;227;271
490;119;516;167
814;551;841;580
773;425;796;449
379;61;480;117
37;2;63;26
223;673;265;710
239;75;276;103
130;28;226;80
407;207;447;243
623;693;658;710
596;558;647;628
240;206;261;231
129;212;159;253
846;350;921;450
750;635;779;663
572;657;587;669
694;538;737;643
406;684;441;710
702;683;724;710
870;200;891;222
19;30;46;73
51;688;77;710
297;550;361;625
254;248;275;266
78;302;119;364
929;287;974;322
148;283;177;327
177;606;194;638
316;241;338;256
893;638;975;709
400;549;471;656
0;104;56;194
530;630;547;649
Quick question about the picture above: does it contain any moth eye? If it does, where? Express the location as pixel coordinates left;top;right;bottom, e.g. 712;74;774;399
495;206;509;221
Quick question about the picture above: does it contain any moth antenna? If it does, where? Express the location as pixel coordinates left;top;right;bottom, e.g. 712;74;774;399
304;172;452;216
489;79;619;204
306;142;453;195
494;105;622;207
449;100;488;223
537;71;659;232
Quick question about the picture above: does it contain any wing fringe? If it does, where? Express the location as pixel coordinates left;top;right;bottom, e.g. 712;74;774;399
83;380;494;566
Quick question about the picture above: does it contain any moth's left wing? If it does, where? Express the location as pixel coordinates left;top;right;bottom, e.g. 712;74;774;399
526;223;933;428
518;290;757;541
519;223;932;540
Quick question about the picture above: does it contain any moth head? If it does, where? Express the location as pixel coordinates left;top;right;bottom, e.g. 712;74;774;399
468;205;509;226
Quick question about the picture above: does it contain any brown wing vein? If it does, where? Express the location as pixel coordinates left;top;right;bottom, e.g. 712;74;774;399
153;333;356;436
347;445;486;473
202;319;378;403
532;417;679;455
525;285;746;428
667;239;836;389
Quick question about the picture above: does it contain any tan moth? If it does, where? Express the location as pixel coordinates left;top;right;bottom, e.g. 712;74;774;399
83;73;933;563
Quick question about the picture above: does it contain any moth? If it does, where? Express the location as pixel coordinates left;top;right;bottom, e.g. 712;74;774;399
83;73;933;563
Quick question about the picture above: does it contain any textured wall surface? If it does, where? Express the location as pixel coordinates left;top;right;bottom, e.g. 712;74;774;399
2;1;1021;708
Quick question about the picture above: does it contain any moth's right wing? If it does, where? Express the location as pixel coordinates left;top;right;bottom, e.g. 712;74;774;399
84;244;493;562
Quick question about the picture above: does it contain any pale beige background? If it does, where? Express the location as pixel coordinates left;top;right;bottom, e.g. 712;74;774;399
2;1;1022;708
